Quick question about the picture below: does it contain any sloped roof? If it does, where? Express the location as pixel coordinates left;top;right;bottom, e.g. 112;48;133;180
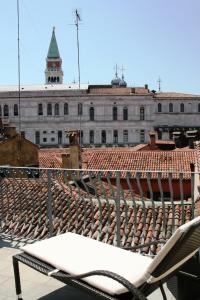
85;150;197;178
0;177;193;255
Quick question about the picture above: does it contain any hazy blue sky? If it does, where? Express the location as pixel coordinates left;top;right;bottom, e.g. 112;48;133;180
1;0;200;93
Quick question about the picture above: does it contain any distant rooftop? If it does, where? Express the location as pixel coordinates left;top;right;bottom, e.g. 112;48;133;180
0;83;89;92
155;92;200;98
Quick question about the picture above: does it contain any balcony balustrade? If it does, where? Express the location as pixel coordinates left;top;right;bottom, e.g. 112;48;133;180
0;167;197;256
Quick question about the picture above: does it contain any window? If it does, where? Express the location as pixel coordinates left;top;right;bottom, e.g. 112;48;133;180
58;131;62;144
113;130;118;144
140;130;145;143
14;104;18;116
38;103;43;116
169;103;173;112
157;131;162;140
158;103;162;113
140;107;145;120
123;130;128;143
180;103;184;113
4;105;9;117
51;131;55;134
35;131;40;144
198;103;200;113
51;137;55;142
47;103;52;115
113;106;118;120
78;103;83;115
89;130;94;144
101;130;106;144
89;107;94;121
55;103;59;116
64;103;68;115
21;131;25;138
43;131;47;134
0;105;1;116
123;107;128;120
43;137;47;142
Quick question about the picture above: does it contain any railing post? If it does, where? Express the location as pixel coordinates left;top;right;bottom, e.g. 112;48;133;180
47;169;53;237
116;171;121;247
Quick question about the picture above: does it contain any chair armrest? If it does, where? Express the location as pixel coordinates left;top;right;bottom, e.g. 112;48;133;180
122;239;166;251
55;269;147;300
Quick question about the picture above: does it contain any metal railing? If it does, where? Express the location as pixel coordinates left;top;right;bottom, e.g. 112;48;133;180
0;167;198;255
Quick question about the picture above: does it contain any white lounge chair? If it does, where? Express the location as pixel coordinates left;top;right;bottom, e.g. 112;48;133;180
13;216;200;300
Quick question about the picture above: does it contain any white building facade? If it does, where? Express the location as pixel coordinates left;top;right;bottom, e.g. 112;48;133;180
0;85;199;147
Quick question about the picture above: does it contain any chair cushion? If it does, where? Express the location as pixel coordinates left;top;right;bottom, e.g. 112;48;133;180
21;233;152;295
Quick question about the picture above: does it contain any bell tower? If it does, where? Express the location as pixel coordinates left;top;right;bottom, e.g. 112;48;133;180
45;27;63;84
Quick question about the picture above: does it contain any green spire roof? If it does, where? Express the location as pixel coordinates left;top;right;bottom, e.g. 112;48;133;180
47;27;60;58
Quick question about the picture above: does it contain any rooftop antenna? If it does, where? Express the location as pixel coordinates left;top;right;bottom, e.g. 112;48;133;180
120;65;125;80
17;0;21;133
74;9;81;90
157;77;162;92
114;64;119;78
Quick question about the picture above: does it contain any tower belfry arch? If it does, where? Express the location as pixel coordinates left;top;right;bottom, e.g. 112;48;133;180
45;27;63;84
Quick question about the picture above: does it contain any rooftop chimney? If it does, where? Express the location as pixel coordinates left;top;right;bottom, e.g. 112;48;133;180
186;130;197;149
65;130;82;169
149;131;157;149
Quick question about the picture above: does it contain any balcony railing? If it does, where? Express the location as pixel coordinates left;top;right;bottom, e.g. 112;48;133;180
0;167;198;256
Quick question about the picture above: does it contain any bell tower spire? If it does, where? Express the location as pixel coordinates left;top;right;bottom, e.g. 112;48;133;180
45;27;63;84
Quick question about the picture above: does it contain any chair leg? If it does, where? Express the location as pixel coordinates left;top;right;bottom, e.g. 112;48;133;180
159;281;167;300
13;256;23;300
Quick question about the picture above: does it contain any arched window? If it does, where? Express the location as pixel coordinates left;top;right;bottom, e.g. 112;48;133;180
48;77;51;82
89;107;94;121
64;103;68;115
198;103;200;113
89;130;94;144
55;103;59;116
0;105;2;116
4;105;9;117
113;106;118;120
140;107;145;120
180;103;184;113
169;103;173;112
14;104;18;116
78;103;82;115
158;103;162;112
123;107;128;120
113;130;118;143
57;77;59;83
101;130;106;144
47;103;52;116
38;103;43;116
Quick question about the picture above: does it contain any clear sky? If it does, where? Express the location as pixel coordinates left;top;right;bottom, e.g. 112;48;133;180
1;0;200;94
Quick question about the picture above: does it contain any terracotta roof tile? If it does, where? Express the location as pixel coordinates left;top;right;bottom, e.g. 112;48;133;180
0;177;195;255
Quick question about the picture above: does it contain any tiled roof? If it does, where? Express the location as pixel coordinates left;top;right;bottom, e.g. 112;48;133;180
0;177;194;255
38;148;197;179
39;149;66;168
85;150;197;178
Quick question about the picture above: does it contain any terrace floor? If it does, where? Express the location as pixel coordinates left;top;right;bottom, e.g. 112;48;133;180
0;238;176;300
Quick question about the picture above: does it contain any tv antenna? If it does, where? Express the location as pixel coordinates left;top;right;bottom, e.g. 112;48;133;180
157;77;162;92
17;0;21;133
74;9;81;90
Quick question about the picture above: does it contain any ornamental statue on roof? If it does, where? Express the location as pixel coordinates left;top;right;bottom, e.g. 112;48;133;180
111;64;127;87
